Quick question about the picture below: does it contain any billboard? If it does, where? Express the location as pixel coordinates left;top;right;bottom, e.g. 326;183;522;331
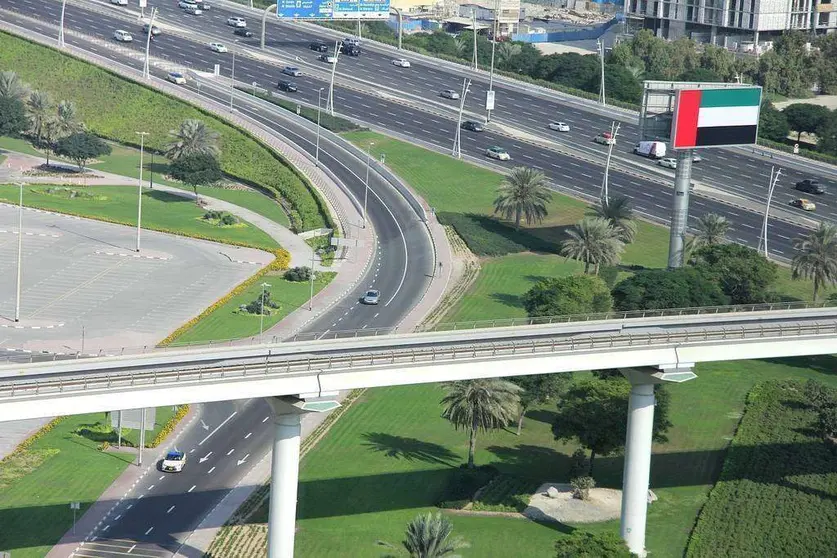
670;87;762;149
276;0;390;19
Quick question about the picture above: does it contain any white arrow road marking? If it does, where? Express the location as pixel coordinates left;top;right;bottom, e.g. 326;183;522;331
199;452;213;463
208;466;216;474
145;527;154;535
198;411;237;445
166;505;175;514
244;432;252;439
237;453;250;466
226;449;235;456
188;485;196;493
200;419;210;430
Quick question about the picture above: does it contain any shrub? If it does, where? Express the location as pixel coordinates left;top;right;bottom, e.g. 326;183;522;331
612;267;728;311
149;404;189;448
471;474;540;512
555;531;633;557
98;441;111;452
284;266;312;282
570;476;596;500
436;212;555;257
523;275;612;318
568;448;590;479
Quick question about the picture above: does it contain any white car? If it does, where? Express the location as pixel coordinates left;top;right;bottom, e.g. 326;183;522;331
182;3;203;14
162;450;186;473
392;58;411;68
112;30;133;42
548;121;570;132
208;42;228;53
166;72;187;85
486;146;511;161
110;0;128;5
227;16;246;27
318;53;337;64
658;157;677;169
440;89;460;100
362;289;380;305
178;0;196;7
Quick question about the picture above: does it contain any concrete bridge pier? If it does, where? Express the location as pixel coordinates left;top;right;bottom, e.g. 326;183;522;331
266;395;341;558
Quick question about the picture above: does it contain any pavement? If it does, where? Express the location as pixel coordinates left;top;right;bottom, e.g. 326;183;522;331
0;151;137;186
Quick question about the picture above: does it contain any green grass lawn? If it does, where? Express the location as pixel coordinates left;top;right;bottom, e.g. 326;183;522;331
72;406;177;449
0;184;279;252
169;272;336;345
0;411;179;557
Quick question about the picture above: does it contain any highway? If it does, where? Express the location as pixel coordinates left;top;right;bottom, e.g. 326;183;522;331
0;0;828;259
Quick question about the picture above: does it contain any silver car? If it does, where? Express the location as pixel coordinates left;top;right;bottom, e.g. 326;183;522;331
362;289;380;305
440;89;460;100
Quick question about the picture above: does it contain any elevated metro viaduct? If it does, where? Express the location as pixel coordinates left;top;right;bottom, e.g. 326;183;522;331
4;305;837;557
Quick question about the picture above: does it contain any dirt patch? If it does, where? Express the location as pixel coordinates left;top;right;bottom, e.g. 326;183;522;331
524;482;622;524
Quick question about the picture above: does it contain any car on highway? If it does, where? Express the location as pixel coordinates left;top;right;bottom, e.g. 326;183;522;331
309;41;328;52
658;157;677;169
282;66;302;76
277;80;298;92
178;0;196;7
162;450;186;473
796;179;825;195
461;120;484;132
692;153;702;163
548;121;570;132
183;4;203;14
344;36;361;46
208;42;228;53
110;0;128;5
142;23;161;36
790;198;816;211
166;71;187;85
340;44;361;56
486;146;511;161
392;58;411;68
198;0;211;10
362;289;380;305
233;28;253;38
112;29;133;42
227;16;246;27
440;89;460;100
318;53;337;64
594;132;615;145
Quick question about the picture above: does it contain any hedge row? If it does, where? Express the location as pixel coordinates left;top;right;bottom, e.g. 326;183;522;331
149;404;190;448
436;212;556;257
0;31;330;232
0;417;64;466
158;247;291;346
757;137;837;165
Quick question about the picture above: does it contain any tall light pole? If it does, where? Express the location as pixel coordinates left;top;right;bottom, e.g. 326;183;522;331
142;7;157;80
471;9;479;71
230;40;239;111
315;87;324;167
308;249;315;311
597;38;606;106
600;121;620;202
259;282;271;341
135;132;148;253
58;0;67;48
452;78;472;159
758;166;782;259
363;142;374;228
326;40;341;116
486;0;499;122
14;181;23;323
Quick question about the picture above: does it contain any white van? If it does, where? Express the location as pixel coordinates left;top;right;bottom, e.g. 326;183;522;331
633;141;666;159
113;29;133;42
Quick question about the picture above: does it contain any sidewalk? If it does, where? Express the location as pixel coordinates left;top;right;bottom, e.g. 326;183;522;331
0;151;137;186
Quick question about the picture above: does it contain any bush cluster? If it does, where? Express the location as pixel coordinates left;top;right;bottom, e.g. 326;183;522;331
570;476;596;500
149;405;190;448
203;209;239;226
471;474;540;512
436;212;555;257
0;417;64;466
284;266;312;282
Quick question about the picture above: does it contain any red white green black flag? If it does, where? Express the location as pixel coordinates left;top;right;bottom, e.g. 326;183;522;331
671;87;762;149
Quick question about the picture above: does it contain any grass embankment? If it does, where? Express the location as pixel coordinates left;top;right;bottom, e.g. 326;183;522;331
0;185;279;252
170;272;336;345
0;31;330;231
0;410;177;558
685;380;837;557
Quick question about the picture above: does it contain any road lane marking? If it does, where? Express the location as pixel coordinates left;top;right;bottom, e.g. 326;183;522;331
226;449;235;456
262;416;269;423
245;432;252;439
128;544;136;553
167;505;175;514
198;411;237;445
208;466;216;474
147;485;154;491
188;485;196;493
145;527;154;535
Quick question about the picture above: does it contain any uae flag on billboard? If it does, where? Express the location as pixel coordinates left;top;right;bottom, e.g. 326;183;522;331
671;87;762;149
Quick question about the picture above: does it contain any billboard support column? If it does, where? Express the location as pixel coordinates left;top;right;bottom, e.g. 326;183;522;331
667;149;693;269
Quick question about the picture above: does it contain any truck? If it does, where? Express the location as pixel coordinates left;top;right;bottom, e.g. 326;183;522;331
633;141;666;159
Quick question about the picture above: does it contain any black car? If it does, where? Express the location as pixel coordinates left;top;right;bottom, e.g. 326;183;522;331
461;120;484;132
340;43;361;56
234;28;253;37
277;80;298;92
796;179;825;195
309;41;328;52
142;24;161;36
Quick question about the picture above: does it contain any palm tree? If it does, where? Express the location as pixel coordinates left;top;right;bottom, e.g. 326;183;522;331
791;222;837;301
27;90;53;148
560;217;624;275
694;213;730;247
165;119;220;160
496;42;522;67
379;513;468;558
55;100;82;137
592;196;636;243
0;70;29;101
440;378;521;469
452;37;466;58
493;166;552;231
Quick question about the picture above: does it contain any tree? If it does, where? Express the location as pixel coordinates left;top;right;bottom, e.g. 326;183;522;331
522;275;612;318
55;100;82;137
782;103;832;141
758;102;791;143
678;67;722;82
493;166;552;231
791;222;837;301
700;44;736;81
602;65;642;104
691;244;778;304
804;379;836;411
693;213;730;247
612;268;728;311
379;513;468;558
554;531;632;558
815;33;837;94
0;97;29;138
26;90;53;148
509;373;571;435
440;379;521;468
53;132;111;172
552;376;671;474
165;119;220;160
757;32;816;97
815;112;837;156
592;196;636;244
0;70;29;101
560;217;624;275
169;152;222;202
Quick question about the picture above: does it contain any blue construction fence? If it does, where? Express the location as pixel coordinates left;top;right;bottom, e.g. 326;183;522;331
511;14;622;43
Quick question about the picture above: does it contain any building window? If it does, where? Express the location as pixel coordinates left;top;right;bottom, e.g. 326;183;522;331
820;12;829;25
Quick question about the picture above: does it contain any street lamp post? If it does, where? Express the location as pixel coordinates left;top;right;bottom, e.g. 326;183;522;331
597;39;606;106
452;78;472;159
14;181;23;323
135;132;148;252
600;121;620;202
316;87;324;167
142;7;157;80
486;0;499;122
308;249;315;311
58;0;67;48
471;9;479;71
230;40;239;111
259;282;271;341
327;40;341;116
758;166;782;259
363;142;374;228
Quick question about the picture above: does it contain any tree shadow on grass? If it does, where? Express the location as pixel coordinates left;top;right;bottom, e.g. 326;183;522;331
760;355;837;376
146;189;192;204
490;293;522;308
361;432;458;466
525;408;558;426
437;212;562;256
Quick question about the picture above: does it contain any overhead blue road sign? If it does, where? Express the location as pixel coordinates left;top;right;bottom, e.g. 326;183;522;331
277;0;389;19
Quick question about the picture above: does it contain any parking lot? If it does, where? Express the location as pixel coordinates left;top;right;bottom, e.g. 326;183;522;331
0;203;273;354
